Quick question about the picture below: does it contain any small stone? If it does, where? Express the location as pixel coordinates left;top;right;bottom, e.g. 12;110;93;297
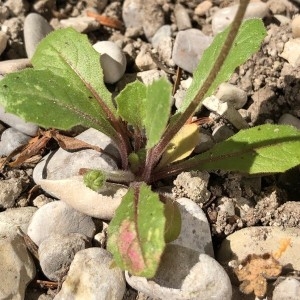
173;171;211;204
137;69;167;85
24;13;53;59
217;197;236;217
0;235;36;300
0;178;23;209
273;278;300;300
212;2;269;35
172;197;214;256
135;45;156;71
27;201;96;246
126;245;232;300
54;248;126;300
39;233;91;281
93;41;127;84
151;25;172;48
32;194;53;208
122;0;143;30
172;29;213;73
278;113;300;129
0;105;38;136
33;128;119;184
280;38;300;67
292;15;300;38
212;124;235;142
0;58;32;75
60;16;100;33
4;0;29;16
194;132;215;153
194;1;212;16
142;0;165;40
0;127;31;157
216;83;248;109
174;4;192;31
0;31;8;56
217;226;300;274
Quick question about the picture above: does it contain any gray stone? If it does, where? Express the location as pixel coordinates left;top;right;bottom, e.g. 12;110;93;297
194;132;215;153
0;104;38;136
212;124;235;142
216;83;248;109
0;58;32;75
126;245;232;300
172;29;213;73
27;201;96;246
212;2;269;35
0;235;36;300
24;13;53;59
33;128;119;184
278;113;300;129
0;178;23;209
122;0;143;30
0;127;31;156
151;25;172;48
39;233;91;281
54;248;126;300
4;0;28;16
171;197;214;256
0;31;8;56
0;207;37;239
273;278;300;300
93;41;127;84
174;4;192;31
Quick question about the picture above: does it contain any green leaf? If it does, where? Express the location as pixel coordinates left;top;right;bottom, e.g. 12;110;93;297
116;80;146;129
178;19;266;113
107;183;166;278
0;28;118;138
186;124;300;174
144;78;172;149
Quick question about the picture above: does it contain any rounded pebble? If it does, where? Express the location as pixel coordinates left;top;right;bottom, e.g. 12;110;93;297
212;2;269;35
0;127;31;157
126;245;232;300
0;31;8;55
216;83;248;109
174;3;192;31
39;233;91;281
0;58;32;75
122;0;143;30
23;13;53;59
93;41;127;84
278;113;300;129
273;278;300;300
217;226;300;274
292;15;300;38
54;248;126;300
194;1;213;16
0;104;38;136
280;38;300;67
27;201;96;246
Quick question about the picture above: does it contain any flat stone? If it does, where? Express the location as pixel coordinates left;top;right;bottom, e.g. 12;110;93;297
0;235;36;300
60;16;100;33
0;58;32;75
172;29;213;73
126;245;232;300
217;226;300;274
27;201;96;246
24;13;53;59
39;233;91;281
54;248;126;300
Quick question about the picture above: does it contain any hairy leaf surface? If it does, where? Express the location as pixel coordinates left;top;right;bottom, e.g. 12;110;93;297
107;183;166;277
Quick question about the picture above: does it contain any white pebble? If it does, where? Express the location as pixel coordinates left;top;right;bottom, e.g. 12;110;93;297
280;38;300;67
93;41;127;84
273;278;300;300
0;31;8;56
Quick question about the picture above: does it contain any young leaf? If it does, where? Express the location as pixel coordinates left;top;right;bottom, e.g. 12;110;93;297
165;124;300;175
178;19;266;113
0;28;119;139
157;123;200;169
144;78;172;149
107;183;166;278
115;80;146;129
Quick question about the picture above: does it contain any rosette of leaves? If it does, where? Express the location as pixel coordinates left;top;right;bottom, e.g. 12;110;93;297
1;0;300;277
